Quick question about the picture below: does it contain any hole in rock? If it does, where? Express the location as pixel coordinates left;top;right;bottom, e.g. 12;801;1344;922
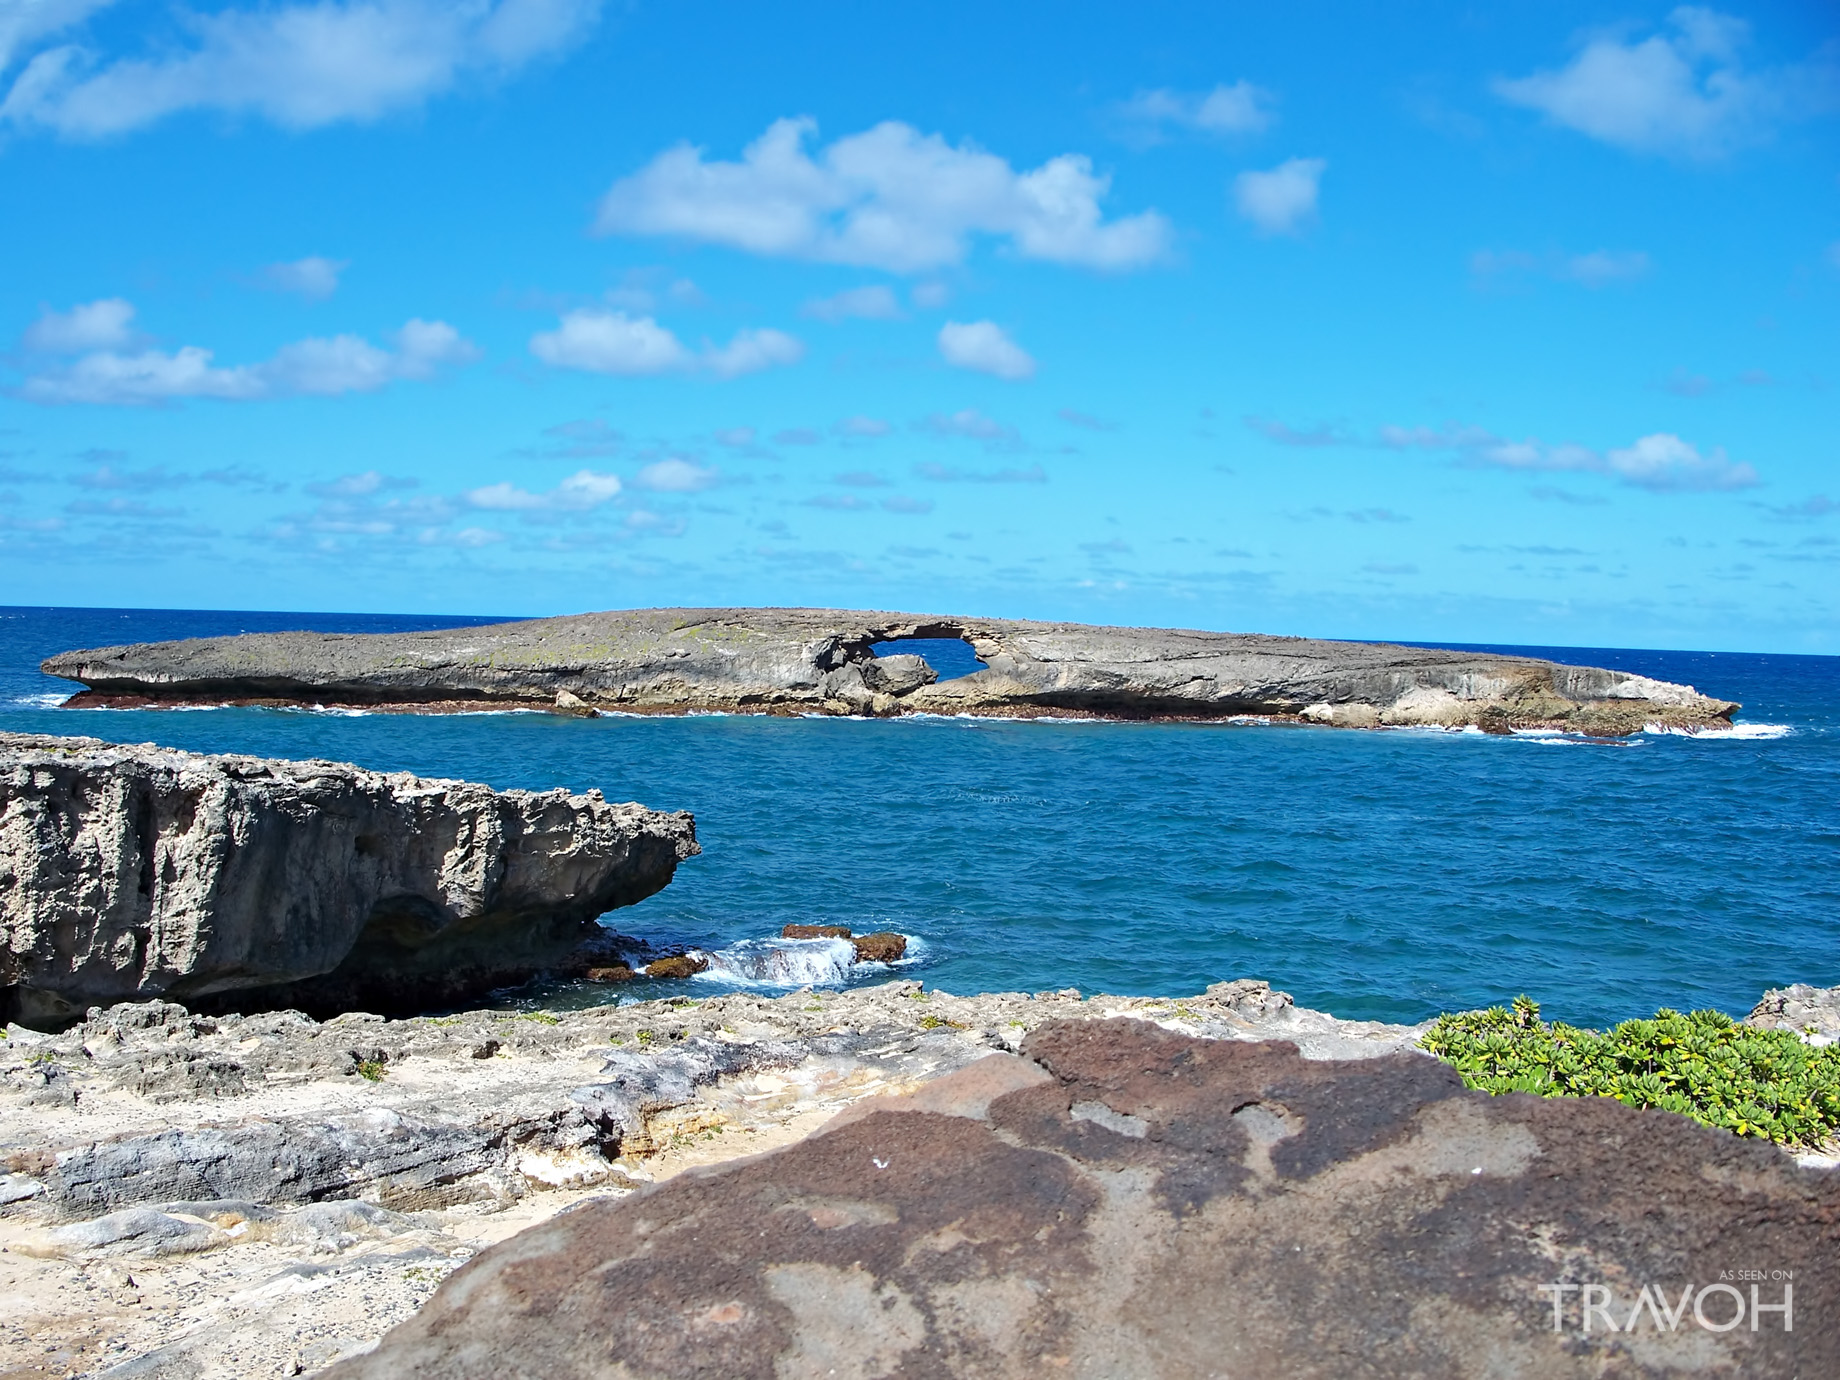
869;637;988;680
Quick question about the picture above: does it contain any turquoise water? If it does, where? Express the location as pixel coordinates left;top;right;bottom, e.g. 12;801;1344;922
4;606;1836;1028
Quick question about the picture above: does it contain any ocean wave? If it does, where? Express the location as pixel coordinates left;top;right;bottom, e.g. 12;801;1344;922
1643;722;1791;740
6;692;69;709
694;933;925;989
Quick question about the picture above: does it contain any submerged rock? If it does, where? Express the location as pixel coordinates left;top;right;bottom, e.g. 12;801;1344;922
0;733;699;1028
851;931;907;963
644;955;708;980
41;606;1738;735
332;1018;1838;1380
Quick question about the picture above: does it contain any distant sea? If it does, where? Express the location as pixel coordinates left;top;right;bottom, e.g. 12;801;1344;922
3;605;1836;1029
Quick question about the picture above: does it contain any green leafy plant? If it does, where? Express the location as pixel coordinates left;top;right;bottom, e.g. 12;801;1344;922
919;1014;967;1031
355;1059;387;1082
516;1010;559;1025
1421;997;1840;1151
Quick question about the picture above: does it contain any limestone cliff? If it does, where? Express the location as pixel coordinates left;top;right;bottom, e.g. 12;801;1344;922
42;606;1736;735
0;733;698;1028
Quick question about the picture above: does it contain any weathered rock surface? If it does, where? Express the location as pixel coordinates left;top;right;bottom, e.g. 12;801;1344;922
0;733;699;1027
336;1018;1837;1380
42;606;1739;734
1748;983;1840;1041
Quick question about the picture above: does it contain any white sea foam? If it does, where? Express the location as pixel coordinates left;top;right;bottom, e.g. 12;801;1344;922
7;692;68;708
1643;721;1791;740
696;932;923;988
699;937;857;987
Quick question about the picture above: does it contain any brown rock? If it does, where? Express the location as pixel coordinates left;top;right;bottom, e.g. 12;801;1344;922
643;955;708;980
780;924;852;940
330;1019;1838;1379
851;931;907;963
584;965;637;982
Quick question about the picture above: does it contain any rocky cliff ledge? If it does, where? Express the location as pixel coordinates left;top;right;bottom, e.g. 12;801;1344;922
42;607;1736;735
0;733;698;1028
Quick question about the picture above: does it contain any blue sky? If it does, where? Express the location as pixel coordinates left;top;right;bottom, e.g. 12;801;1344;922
1;1;1835;651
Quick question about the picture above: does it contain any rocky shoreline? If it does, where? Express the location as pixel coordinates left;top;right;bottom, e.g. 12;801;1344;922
3;978;1833;1378
0;733;699;1028
40;606;1739;735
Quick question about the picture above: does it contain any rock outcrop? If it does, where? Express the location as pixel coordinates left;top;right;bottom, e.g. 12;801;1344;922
1748;983;1840;1041
0;733;698;1027
334;1018;1837;1380
41;606;1738;735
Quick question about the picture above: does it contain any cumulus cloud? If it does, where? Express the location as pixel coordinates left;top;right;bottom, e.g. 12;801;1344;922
1494;6;1833;158
801;284;901;321
772;427;820;445
631;457;718;492
262;255;346;299
714;426;757;448
1233;157;1324;235
833;470;889;488
14;306;476;405
1116;81;1274;137
596;116;1172;273
1252;411;1759;493
1400;422;1758;492
1057;408;1115;431
704;327;803;378
937;320;1035;380
21;297;134;352
881;495;933;514
1;0;604;137
528;309;802;379
465;468;621;512
834;414;891;438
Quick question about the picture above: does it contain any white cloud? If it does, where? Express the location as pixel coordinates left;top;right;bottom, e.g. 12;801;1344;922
465;468;621;512
529;309;691;375
1117;81;1274;136
1493;6;1827;158
919;408;1016;441
596;116;1172;273
631;457;717;492
1396;421;1757;492
22;296;135;352
938;320;1035;381
16;305;476;405
835;415;891;438
1;0;603;137
910;281;949;310
262;255;346;299
0;0;110;73
801;284;901;322
528;309;802;379
704;326;803;378
1471;247;1651;288
714;426;757;447
1233;157;1324;235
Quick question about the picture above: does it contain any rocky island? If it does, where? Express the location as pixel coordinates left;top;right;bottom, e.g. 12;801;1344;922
41;606;1738;735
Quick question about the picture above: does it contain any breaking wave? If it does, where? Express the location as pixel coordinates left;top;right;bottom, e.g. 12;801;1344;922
697;934;923;989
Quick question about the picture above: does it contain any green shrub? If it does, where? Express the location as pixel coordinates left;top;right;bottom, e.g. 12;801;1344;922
1420;996;1840;1152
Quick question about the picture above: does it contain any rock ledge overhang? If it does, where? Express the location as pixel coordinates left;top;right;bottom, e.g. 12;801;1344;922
0;732;698;1028
41;606;1738;735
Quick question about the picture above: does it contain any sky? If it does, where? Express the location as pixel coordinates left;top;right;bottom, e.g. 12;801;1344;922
0;1;1836;652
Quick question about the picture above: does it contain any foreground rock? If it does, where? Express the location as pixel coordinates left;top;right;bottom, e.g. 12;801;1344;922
0;980;1415;1377
42;606;1738;734
338;1018;1836;1380
1748;983;1840;1041
0;733;698;1028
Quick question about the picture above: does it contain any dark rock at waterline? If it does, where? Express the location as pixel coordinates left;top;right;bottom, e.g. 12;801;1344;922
644;955;709;980
0;733;698;1029
332;1018;1838;1380
781;924;852;940
40;605;1738;735
584;965;638;982
852;931;907;963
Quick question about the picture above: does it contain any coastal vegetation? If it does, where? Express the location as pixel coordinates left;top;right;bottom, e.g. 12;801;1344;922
1422;996;1840;1152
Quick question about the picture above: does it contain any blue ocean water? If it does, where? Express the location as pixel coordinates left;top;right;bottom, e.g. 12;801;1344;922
3;606;1836;1028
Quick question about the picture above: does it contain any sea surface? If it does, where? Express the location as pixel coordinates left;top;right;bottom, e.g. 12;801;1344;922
3;605;1836;1029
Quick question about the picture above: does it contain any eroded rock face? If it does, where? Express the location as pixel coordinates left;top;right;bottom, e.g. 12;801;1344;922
42;607;1738;734
334;1019;1837;1380
0;733;698;1027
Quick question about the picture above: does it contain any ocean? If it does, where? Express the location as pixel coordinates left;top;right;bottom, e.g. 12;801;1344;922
3;605;1835;1029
